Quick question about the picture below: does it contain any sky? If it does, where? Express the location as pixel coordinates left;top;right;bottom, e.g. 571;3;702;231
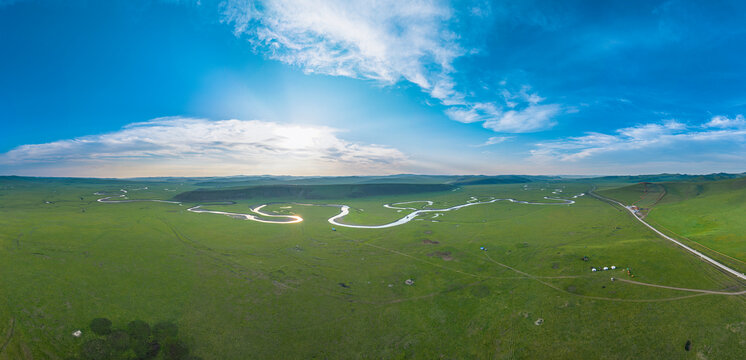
1;0;745;177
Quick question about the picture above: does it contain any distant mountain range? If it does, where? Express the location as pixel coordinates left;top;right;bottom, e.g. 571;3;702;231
1;172;744;188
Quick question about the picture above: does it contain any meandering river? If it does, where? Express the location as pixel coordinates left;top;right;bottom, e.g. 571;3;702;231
96;190;582;228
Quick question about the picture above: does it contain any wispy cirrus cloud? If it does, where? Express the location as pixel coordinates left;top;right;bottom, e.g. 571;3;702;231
472;136;512;147
0;117;410;177
531;116;746;163
446;100;561;133
222;0;461;99
220;0;562;133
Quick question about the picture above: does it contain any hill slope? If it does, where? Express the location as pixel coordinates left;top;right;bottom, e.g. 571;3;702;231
601;177;746;271
173;183;456;202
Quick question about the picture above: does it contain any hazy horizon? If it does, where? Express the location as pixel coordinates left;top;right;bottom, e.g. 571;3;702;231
2;171;744;181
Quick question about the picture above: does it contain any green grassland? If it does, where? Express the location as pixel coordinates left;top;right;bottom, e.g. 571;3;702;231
1;177;745;359
598;182;666;218
601;177;746;274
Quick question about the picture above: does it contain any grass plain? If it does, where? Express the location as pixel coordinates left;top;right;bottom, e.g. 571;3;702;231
0;177;744;359
601;177;746;275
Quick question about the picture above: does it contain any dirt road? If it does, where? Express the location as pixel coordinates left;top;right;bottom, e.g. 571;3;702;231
590;189;746;281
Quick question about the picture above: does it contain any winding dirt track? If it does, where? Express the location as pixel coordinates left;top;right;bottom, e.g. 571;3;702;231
0;318;14;356
590;189;746;281
613;278;746;295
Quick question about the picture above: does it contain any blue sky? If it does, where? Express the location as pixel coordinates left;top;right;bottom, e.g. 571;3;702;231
1;0;745;177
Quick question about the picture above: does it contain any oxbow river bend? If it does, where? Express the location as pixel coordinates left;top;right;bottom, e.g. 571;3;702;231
97;190;584;228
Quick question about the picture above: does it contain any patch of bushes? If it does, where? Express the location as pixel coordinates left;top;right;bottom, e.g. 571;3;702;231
71;318;202;360
153;321;179;342
81;338;110;360
127;320;151;341
106;330;130;351
89;318;112;336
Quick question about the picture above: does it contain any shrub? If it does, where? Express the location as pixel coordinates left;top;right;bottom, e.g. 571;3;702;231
107;330;130;351
164;340;190;360
132;340;161;359
89;318;112;336
146;341;162;358
80;339;110;360
153;321;179;342
126;320;151;340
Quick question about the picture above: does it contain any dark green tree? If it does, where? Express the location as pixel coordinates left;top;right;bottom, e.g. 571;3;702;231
106;330;130;351
80;338;111;360
126;320;151;341
132;340;161;359
163;340;190;360
89;318;112;336
153;321;179;342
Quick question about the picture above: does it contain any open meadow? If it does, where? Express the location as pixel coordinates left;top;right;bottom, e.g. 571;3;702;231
1;177;745;359
600;177;746;276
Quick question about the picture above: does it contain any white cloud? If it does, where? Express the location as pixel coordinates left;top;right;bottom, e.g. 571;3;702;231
704;114;746;129
222;0;462;99
615;120;685;141
472;136;512;147
444;105;486;124
531;117;746;162
482;103;561;133
446;101;561;133
0;117;410;177
220;0;562;133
